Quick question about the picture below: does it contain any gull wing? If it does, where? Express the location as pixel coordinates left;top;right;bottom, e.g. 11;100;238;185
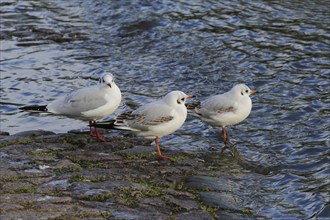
196;94;237;118
47;86;107;116
114;101;174;131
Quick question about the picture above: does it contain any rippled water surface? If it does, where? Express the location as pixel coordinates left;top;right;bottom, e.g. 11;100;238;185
1;0;329;219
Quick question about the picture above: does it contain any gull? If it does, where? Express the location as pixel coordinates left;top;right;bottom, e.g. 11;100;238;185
187;84;256;152
91;91;194;159
19;73;122;141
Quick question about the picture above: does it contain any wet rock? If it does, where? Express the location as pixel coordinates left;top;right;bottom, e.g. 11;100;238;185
0;151;8;158
117;145;154;156
69;168;124;182
13;130;55;137
19;168;52;179
24;176;54;185
175;157;205;168
164;195;199;211
0;130;252;219
184;175;237;192
82;136;146;152
1;181;36;193
31;155;57;163
53;159;82;172
34;133;86;146
58;150;123;164
1;143;37;158
110;206;168;220
199;191;242;212
139;197;167;208
0;210;62;220
217;211;255;220
0;169;19;181
0;203;25;213
109;211;143;220
38;142;77;152
72;180;136;191
37;179;70;194
0;193;67;205
0;136;32;148
172;210;214;220
0;202;104;220
83;189;113;197
35;195;72;203
163;188;195;199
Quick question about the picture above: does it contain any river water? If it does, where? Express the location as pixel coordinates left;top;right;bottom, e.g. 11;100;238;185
1;0;329;219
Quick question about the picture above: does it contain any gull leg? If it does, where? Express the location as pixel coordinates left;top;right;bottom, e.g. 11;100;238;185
89;120;105;142
94;127;105;142
223;127;227;145
89;121;95;137
220;128;236;156
220;127;228;154
155;136;170;159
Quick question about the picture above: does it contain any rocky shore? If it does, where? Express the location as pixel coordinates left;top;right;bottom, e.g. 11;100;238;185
0;130;259;220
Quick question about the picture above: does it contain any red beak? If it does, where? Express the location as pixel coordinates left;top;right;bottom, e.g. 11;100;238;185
250;90;257;95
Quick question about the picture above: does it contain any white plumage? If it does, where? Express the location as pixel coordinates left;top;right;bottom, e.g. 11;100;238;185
188;84;256;150
20;73;122;141
46;74;121;120
93;90;194;158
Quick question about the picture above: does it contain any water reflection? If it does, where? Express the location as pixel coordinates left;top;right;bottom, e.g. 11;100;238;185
1;0;329;219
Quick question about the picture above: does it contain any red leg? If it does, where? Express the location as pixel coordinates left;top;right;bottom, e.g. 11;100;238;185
222;127;227;145
220;127;227;154
155;136;170;159
89;121;95;137
89;120;105;142
94;127;105;142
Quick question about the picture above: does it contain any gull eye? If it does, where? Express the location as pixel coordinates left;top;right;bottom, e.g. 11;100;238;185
245;90;248;93
181;98;185;101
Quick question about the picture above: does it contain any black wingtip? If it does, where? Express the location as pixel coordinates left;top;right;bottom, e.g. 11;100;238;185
19;105;48;112
89;120;117;129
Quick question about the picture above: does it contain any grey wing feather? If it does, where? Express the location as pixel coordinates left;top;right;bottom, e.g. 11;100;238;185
197;95;237;118
47;86;107;115
115;101;174;130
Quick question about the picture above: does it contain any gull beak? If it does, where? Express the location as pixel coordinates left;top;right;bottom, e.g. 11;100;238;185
187;95;195;100
250;89;257;95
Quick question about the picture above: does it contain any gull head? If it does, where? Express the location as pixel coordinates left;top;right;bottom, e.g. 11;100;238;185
231;84;257;97
163;90;194;106
98;73;115;88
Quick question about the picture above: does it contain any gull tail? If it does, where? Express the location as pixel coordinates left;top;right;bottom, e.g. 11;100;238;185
90;120;118;130
19;105;48;112
91;118;138;132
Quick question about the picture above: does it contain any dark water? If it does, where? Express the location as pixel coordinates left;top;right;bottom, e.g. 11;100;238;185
1;0;329;219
